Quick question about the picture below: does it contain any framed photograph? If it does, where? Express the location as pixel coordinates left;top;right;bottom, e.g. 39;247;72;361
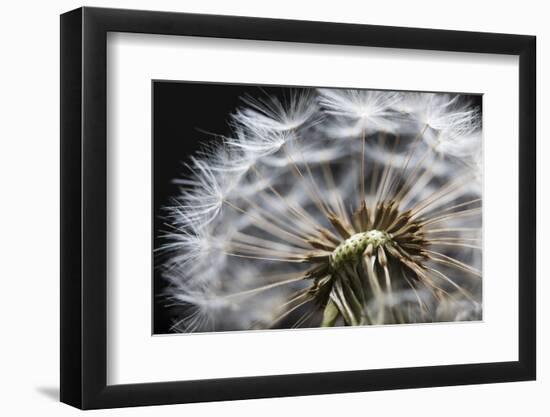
60;6;536;409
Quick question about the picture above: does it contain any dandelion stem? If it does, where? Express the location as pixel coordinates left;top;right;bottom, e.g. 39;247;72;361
420;207;482;227
224;252;308;263
429;241;482;250
223;199;311;248
321;298;340;327
409;176;478;219
222;274;306;300
360;127;366;203
386;124;428;200
322;162;351;225
423;249;482;277
251;166;323;233
426;267;477;303
269;297;314;328
282;144;333;219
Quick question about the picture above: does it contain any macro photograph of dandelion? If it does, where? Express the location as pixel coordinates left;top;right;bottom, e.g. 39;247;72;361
153;82;483;334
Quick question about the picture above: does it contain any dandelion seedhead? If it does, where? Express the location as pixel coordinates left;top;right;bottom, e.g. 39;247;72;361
158;88;482;332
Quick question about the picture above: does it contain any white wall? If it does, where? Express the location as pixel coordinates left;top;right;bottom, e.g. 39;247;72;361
0;0;545;415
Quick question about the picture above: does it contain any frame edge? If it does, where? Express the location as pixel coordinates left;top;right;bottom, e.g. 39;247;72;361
60;7;84;409
518;34;537;380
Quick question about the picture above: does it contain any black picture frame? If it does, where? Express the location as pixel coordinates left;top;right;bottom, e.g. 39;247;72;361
60;6;536;410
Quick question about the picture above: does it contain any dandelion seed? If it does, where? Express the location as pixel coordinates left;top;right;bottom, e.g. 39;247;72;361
225;127;295;160
317;88;401;133
400;92;482;158
234;90;320;133
171;157;236;227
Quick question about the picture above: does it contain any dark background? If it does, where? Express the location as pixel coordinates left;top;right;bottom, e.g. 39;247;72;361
152;81;482;334
153;81;308;333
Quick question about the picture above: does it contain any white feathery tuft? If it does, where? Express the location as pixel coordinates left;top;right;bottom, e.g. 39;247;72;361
225;127;295;161
233;90;320;133
171;156;237;227
317;88;402;133
400;92;481;157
